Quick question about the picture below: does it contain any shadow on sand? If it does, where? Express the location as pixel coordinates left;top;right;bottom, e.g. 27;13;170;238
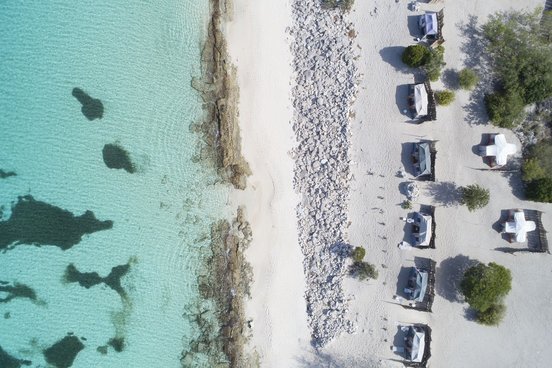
435;255;478;303
295;351;379;368
425;181;461;208
379;46;410;73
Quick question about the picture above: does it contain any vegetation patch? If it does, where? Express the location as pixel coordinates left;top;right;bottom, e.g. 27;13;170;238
458;68;479;90
521;140;552;202
460;262;512;326
402;44;431;68
349;261;378;281
482;8;552;128
351;246;366;262
460;184;490;212
435;90;455;106
320;0;354;11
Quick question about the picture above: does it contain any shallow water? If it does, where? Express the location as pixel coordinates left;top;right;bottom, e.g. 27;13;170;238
0;2;227;367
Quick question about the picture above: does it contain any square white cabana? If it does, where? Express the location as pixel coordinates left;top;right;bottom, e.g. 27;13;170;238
412;143;432;178
480;134;517;167
406;326;426;363
504;210;537;243
406;267;428;302
412;211;432;246
419;12;438;37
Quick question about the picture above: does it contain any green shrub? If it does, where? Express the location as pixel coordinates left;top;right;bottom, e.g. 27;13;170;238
434;90;455;106
423;46;445;82
458;68;479;90
477;303;506;326
401;45;431;68
401;200;412;209
320;0;354;11
351;246;366;262
484;91;525;128
526;177;552;202
460;184;490;211
349;261;378;281
522;158;547;182
461;262;512;314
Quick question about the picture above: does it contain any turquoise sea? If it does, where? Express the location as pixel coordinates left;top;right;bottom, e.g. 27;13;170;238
0;2;227;367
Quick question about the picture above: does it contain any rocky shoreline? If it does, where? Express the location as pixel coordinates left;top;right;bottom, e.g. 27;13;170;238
291;0;359;347
192;0;250;190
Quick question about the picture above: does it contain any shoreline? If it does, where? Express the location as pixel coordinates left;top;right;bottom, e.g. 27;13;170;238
184;0;254;366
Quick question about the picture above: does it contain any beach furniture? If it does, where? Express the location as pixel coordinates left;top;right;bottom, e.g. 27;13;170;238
479;133;517;167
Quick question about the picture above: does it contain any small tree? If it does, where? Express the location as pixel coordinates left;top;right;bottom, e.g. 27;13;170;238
526;177;552;203
434;90;455;106
402;45;431;68
461;262;512;312
485;90;525;129
351;246;366;262
460;184;490;211
349;261;378;281
477;303;506;326
458;68;479;90
423;46;446;81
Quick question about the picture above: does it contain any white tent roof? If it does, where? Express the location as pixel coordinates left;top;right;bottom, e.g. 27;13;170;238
482;134;517;166
505;211;537;242
410;328;426;362
414;212;432;246
414;84;428;117
420;13;438;36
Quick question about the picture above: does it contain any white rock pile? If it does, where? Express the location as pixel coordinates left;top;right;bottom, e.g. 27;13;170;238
290;0;359;347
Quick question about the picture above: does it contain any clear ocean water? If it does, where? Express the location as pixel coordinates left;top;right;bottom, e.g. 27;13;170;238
0;2;226;367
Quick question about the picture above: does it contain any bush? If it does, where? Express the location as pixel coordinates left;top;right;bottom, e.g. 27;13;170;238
484;90;525;128
349;261;378;281
401;199;412;209
320;0;354;11
526;177;552;202
423;46;445;82
458;68;479;90
351;246;366;262
434;90;455;106
522;158;548;182
460;184;490;211
477;303;506;326
461;262;512;313
401;45;431;68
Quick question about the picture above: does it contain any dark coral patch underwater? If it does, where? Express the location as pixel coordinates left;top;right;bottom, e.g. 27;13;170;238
0;346;32;368
102;143;136;173
72;87;104;120
0;170;16;179
0;195;113;251
43;335;84;368
0;281;37;303
64;261;131;300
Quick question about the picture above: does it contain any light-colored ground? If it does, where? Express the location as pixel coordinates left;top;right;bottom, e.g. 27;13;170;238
322;0;552;367
227;0;552;367
226;1;313;367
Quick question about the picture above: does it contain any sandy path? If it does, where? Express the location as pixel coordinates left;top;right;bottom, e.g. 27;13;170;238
226;1;312;366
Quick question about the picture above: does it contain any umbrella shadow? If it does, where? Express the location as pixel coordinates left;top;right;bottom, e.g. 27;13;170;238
396;85;411;117
401;143;415;176
395;266;413;299
407;15;422;38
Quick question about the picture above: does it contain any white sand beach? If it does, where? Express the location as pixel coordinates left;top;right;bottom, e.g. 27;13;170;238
227;0;552;367
226;1;312;366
